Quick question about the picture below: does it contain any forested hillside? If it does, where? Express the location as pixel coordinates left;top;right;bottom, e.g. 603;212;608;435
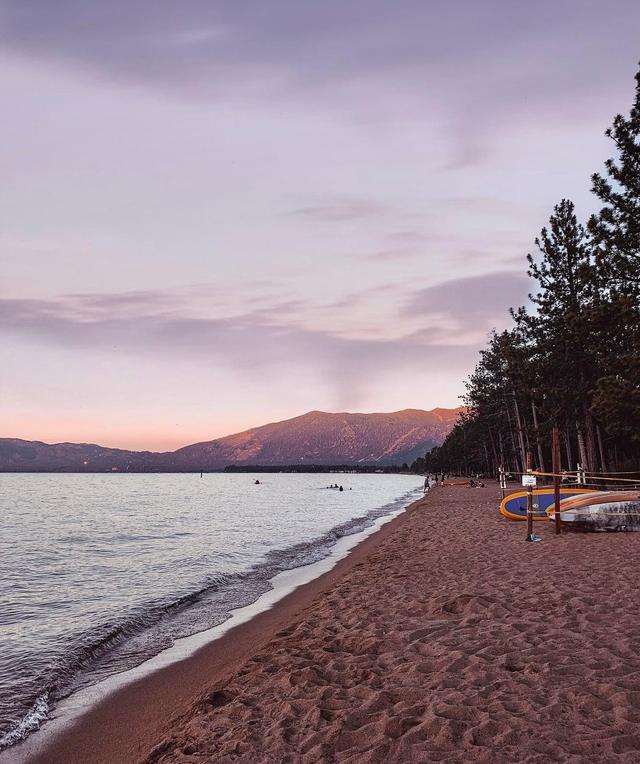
415;63;640;477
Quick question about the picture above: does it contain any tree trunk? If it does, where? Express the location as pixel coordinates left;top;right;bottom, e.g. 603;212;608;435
510;429;522;474
482;441;491;475
563;426;573;471
488;427;499;474
576;420;589;472
584;407;598;473
513;393;527;473
504;400;522;474
596;424;608;474
531;400;545;473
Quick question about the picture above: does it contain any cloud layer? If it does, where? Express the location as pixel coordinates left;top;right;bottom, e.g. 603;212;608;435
1;2;638;446
1;271;527;446
2;270;528;365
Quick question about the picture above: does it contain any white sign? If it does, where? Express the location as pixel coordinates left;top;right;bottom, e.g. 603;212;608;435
522;474;537;487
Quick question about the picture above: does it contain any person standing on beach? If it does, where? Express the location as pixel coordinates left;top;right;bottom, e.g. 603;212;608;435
424;476;430;493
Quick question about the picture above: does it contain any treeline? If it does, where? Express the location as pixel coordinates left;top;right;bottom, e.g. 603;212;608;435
224;464;411;473
414;63;640;477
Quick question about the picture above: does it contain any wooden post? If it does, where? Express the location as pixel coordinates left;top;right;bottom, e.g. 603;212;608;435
552;427;561;535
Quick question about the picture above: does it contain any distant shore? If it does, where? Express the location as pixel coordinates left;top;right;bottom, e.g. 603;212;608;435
11;486;640;762
0;465;417;474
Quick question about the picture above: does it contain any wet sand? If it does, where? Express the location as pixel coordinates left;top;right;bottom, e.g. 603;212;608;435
21;486;640;762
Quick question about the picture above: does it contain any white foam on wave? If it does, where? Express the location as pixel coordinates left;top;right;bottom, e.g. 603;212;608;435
0;694;49;751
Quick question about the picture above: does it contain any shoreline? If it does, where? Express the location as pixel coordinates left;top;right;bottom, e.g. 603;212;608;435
8;484;640;762
1;491;427;764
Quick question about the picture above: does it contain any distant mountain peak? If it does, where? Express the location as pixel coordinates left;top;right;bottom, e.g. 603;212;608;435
0;407;462;472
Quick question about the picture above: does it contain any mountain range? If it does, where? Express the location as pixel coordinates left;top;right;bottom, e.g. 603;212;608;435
0;408;461;472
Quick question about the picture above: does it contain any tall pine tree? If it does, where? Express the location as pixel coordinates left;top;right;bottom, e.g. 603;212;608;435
521;199;600;471
589;63;640;293
416;65;640;477
588;63;640;460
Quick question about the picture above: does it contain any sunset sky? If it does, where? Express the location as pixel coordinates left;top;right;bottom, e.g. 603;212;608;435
2;1;639;450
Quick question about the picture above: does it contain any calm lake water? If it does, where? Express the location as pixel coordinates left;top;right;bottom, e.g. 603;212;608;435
0;472;422;749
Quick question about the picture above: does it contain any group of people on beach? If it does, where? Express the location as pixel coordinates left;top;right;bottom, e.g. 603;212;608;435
423;473;448;492
423;473;485;491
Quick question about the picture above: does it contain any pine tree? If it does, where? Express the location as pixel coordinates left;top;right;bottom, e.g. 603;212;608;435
587;63;640;458
589;63;640;294
423;67;640;477
520;199;601;470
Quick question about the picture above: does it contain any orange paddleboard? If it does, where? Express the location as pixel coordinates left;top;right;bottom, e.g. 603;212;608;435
499;488;594;521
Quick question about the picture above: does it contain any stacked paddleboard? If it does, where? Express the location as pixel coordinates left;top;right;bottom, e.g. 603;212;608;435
544;491;640;531
499;488;594;521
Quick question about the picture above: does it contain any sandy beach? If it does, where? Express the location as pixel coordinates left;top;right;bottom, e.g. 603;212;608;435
21;485;640;763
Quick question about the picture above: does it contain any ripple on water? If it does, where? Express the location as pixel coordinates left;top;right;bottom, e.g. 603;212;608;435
0;472;422;748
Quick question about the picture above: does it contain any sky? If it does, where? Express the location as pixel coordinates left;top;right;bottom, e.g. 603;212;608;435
1;1;639;450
